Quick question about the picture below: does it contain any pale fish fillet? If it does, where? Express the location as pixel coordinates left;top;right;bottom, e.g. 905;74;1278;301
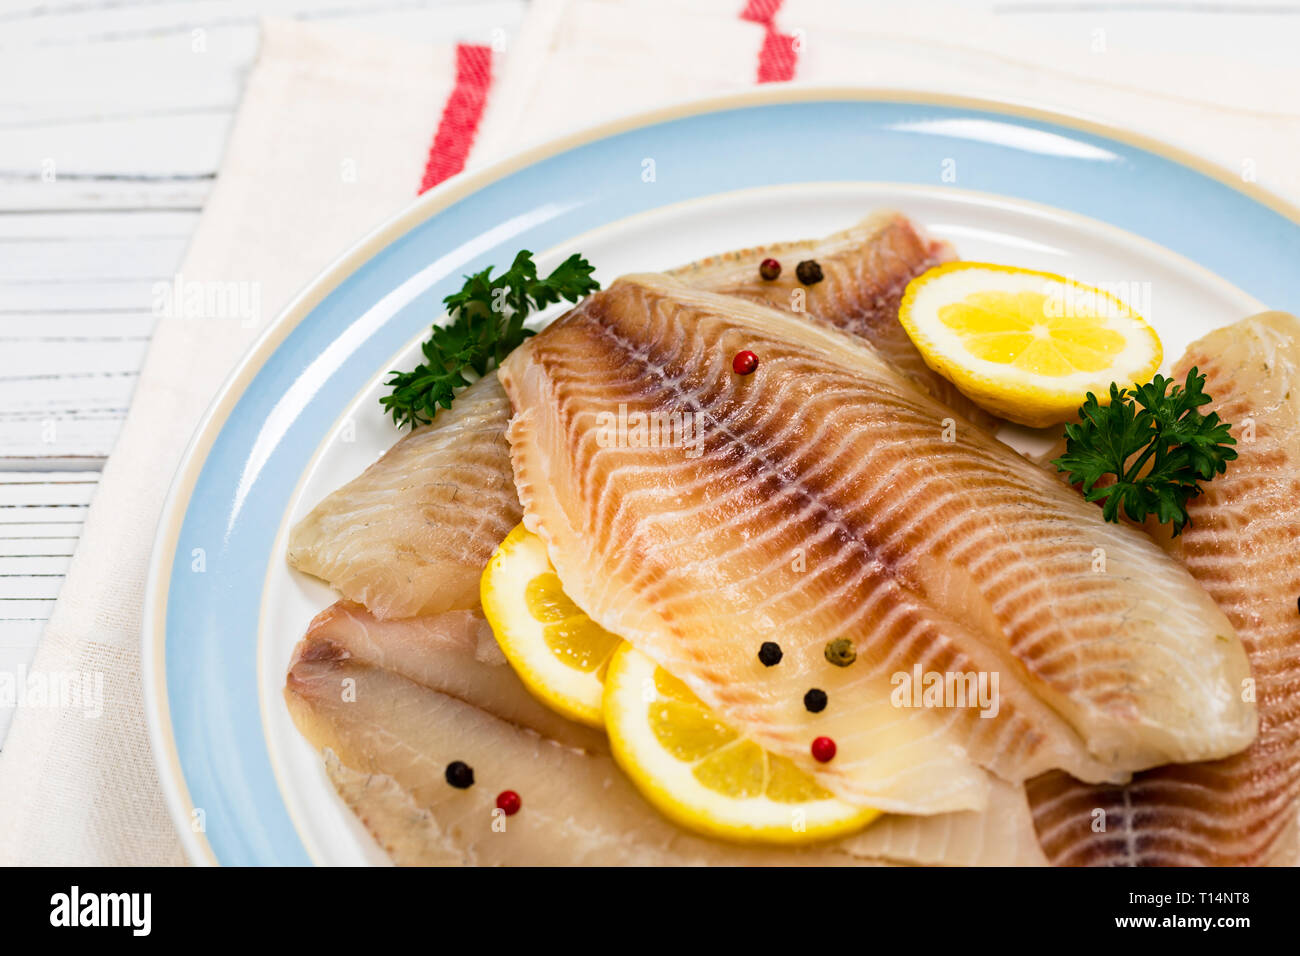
291;601;1040;864
287;213;977;621
843;779;1049;866
499;274;1255;815
287;374;521;619
285;624;889;866
292;601;605;754
1028;312;1300;866
668;210;997;428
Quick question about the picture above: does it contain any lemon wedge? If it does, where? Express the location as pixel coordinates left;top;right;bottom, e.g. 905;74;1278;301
899;262;1162;427
480;524;622;727
603;643;879;844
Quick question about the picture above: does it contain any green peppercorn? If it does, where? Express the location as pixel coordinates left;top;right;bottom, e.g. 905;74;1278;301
824;638;857;667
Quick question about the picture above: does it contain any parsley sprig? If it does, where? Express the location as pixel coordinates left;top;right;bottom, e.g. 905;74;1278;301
381;251;599;427
1051;368;1236;535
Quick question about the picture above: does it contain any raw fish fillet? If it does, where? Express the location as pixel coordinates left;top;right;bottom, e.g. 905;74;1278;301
499;274;1255;815
287;374;520;619
1029;312;1300;866
285;606;888;865
291;601;605;754
287;213;978;621
289;603;1040;864
668;211;994;427
843;779;1049;866
293;601;1045;864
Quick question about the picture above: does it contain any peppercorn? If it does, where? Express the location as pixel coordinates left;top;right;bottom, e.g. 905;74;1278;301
824;638;857;667
444;760;475;789
811;736;837;763
758;641;783;667
759;258;781;281
732;350;759;375
496;790;522;815
795;259;823;285
803;688;828;713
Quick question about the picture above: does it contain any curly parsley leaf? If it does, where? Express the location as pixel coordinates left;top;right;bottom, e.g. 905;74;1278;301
1051;368;1237;536
380;251;599;428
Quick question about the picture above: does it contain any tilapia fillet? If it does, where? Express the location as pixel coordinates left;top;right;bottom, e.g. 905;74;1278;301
1029;312;1300;867
291;601;606;754
500;275;1254;815
668;211;993;426
844;778;1049;866
285;602;887;865
290;603;1041;864
287;213;977;622
289;606;1048;865
287;374;521;619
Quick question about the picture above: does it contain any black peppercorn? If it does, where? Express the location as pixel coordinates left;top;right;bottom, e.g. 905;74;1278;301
795;259;823;285
445;760;475;789
758;641;783;667
803;688;828;713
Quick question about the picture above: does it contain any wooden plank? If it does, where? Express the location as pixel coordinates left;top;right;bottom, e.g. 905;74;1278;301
0;474;95;639
0;236;187;280
0;0;522;48
0;411;136;461
0;577;64;600
0;522;85;538
0;278;163;312
0;599;57;622
0;179;210;213
0;501;91;523
0;210;199;239
0;312;157;338
6;340;149;377
0;30;255;125
0;621;45;648
0;554;73;575
0;538;79;556
0;112;233;178
0;480;99;506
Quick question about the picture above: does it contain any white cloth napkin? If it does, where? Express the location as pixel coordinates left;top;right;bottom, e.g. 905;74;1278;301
1;0;1295;866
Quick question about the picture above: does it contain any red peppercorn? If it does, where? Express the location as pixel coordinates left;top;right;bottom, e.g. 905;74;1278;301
759;258;781;281
811;736;836;763
496;790;522;815
732;350;758;375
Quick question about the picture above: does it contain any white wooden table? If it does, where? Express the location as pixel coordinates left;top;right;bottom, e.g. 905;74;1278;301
3;0;1297;747
0;0;527;743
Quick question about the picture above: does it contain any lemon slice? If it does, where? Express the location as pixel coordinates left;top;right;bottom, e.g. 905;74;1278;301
899;262;1162;427
480;524;622;727
603;643;879;844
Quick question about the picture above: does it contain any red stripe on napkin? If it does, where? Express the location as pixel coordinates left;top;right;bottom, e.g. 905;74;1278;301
740;0;798;83
419;43;494;194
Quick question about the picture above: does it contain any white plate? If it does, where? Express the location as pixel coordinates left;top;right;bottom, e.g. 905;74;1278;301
261;182;1261;865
